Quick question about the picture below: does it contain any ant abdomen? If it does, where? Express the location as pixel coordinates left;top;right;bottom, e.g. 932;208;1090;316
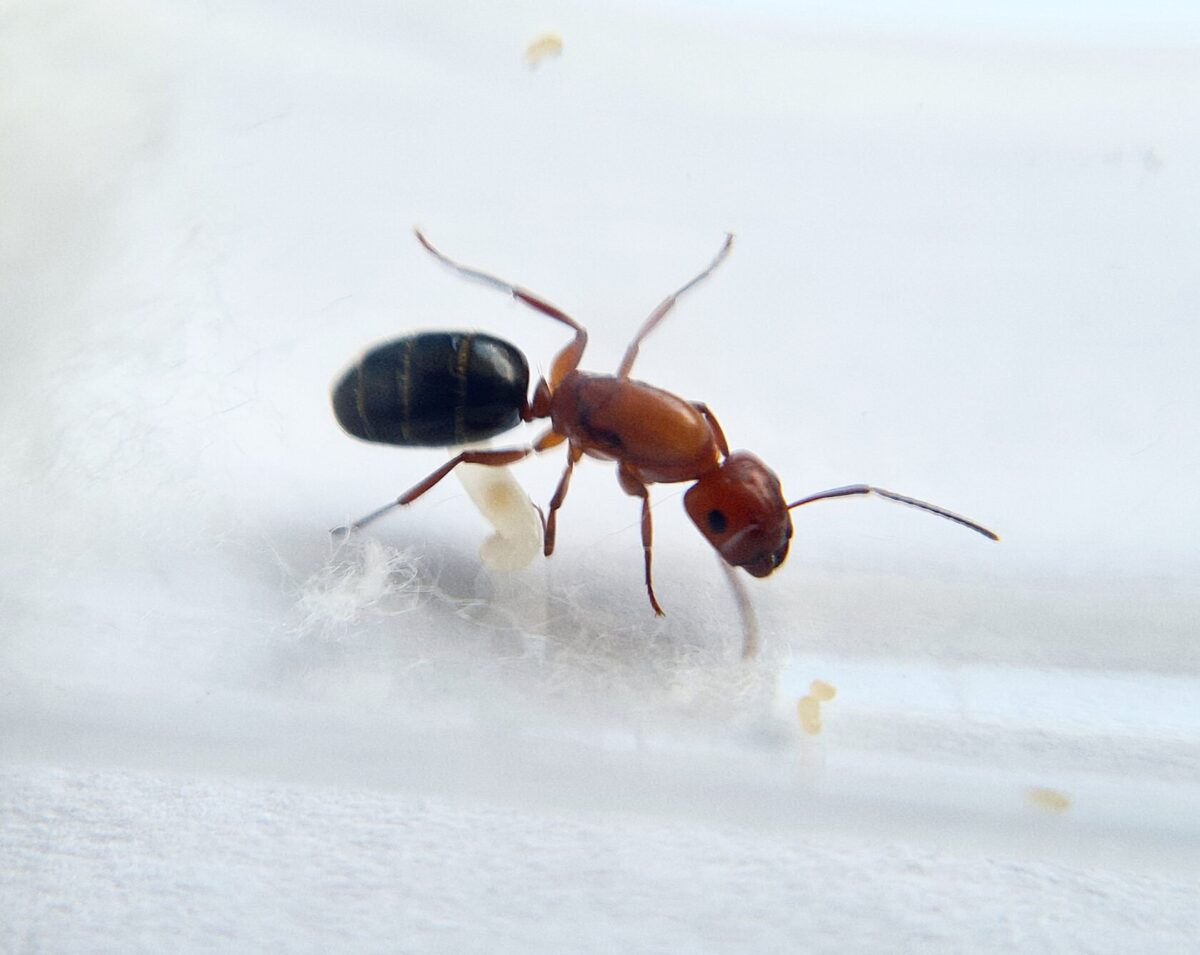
332;331;529;447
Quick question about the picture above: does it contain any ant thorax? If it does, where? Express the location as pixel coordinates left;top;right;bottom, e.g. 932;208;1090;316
552;371;721;482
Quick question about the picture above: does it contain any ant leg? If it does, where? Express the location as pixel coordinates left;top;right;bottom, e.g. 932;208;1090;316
414;229;587;388
333;428;563;536
787;485;999;541
332;447;532;536
692;402;730;458
547;333;587;390
544;444;583;556
616;233;735;378
618;463;665;616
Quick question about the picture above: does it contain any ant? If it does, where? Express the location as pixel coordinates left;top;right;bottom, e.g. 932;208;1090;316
333;230;997;630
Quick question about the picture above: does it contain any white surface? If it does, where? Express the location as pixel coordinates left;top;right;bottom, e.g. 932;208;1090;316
3;1;1199;951
4;764;1197;955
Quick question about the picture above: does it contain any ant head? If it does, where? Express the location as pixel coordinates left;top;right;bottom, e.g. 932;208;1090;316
684;452;793;578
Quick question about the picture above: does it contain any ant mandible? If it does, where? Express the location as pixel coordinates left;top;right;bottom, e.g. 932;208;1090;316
334;229;998;622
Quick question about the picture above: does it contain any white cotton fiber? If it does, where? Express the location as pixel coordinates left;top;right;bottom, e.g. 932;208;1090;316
296;537;422;632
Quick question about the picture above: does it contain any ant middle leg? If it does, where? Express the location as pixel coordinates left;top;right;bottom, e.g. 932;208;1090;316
616;233;735;379
544;443;583;557
618;463;665;616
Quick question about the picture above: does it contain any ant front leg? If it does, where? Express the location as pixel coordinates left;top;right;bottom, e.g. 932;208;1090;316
617;463;665;616
692;402;730;458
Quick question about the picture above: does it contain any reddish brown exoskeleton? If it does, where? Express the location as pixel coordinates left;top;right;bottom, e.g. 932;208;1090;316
335;230;997;653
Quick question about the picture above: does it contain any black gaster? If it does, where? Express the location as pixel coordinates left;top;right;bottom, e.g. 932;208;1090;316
332;331;529;447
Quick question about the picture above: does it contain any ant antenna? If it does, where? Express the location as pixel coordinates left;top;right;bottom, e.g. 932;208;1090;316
787;485;999;541
718;557;759;659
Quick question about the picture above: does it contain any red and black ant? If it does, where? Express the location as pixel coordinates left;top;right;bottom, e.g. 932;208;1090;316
333;230;997;639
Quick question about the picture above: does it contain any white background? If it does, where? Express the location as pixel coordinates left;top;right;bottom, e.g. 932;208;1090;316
3;1;1199;951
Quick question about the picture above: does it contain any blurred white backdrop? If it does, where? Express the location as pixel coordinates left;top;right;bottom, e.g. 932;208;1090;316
3;1;1198;951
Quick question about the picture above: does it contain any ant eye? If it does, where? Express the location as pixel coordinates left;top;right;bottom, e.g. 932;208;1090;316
706;509;727;534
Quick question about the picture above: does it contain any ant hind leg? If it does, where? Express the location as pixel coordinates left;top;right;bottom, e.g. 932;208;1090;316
333;428;564;537
414;229;588;387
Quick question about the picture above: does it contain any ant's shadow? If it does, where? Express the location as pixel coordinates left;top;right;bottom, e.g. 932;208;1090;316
267;528;786;741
